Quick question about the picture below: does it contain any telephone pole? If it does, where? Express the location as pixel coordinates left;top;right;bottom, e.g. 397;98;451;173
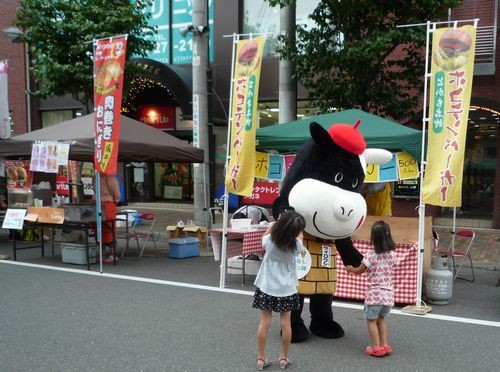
191;0;210;227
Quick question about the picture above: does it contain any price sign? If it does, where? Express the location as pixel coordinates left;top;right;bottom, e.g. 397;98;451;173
2;209;27;230
81;177;94;196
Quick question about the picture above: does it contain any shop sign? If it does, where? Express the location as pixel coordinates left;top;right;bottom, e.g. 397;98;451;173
139;106;175;130
56;175;69;196
242;181;279;206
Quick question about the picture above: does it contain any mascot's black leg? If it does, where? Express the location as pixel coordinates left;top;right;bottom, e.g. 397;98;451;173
290;295;309;343
309;294;345;339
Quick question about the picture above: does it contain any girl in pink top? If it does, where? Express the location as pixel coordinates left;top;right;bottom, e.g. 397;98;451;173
346;220;396;357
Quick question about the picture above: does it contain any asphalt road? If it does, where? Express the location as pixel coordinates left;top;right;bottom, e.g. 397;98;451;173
1;258;499;372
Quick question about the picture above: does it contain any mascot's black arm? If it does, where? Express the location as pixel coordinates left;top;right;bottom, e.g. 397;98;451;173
335;237;363;266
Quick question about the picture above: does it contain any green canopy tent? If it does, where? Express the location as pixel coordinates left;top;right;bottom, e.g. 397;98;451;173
256;109;423;160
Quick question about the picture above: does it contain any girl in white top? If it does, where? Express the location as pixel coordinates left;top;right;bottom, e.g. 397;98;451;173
252;209;306;370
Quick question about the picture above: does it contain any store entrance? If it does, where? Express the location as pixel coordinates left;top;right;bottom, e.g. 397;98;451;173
126;162;154;202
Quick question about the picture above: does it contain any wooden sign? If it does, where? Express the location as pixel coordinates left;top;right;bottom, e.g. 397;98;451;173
27;207;65;224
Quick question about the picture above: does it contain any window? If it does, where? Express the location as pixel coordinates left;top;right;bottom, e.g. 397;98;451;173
41;110;82;128
243;0;320;57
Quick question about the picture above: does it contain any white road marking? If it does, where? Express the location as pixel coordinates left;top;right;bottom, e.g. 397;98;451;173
2;260;499;328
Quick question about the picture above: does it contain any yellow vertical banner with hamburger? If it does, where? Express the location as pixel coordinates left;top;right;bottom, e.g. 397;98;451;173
225;36;265;196
93;36;128;175
423;26;476;207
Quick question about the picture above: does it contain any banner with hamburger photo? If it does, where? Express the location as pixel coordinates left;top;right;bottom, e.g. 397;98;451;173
225;36;265;196
423;25;476;207
93;35;128;175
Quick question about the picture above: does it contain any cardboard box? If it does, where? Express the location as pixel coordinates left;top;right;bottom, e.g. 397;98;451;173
166;225;183;239
168;237;200;259
182;226;208;250
166;225;208;249
61;242;96;265
227;256;261;275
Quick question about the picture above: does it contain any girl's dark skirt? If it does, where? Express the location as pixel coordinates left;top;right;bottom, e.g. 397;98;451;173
252;287;301;313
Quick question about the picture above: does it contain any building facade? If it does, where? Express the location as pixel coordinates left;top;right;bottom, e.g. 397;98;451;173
2;0;499;226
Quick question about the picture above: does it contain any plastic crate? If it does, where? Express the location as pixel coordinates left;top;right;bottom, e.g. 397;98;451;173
168;237;200;259
61;242;96;265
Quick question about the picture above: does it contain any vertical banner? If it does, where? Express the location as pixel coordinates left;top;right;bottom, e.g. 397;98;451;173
225;36;265;196
0;60;10;139
423;26;476;206
93;36;128;175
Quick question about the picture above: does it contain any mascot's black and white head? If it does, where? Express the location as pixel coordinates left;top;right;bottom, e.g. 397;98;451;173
273;120;392;240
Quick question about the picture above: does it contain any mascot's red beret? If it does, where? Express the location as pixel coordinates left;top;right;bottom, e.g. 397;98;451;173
327;119;366;155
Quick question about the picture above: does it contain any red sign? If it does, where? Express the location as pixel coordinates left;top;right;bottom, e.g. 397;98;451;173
139;106;175;129
56;175;69;196
242;181;279;206
93;36;128;175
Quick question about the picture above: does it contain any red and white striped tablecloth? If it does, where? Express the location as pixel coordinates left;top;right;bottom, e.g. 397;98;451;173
210;228;266;261
335;240;418;305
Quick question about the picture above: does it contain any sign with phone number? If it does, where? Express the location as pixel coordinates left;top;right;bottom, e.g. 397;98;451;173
138;0;215;65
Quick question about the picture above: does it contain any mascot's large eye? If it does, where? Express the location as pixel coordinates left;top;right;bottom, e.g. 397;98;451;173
334;172;343;183
352;178;359;188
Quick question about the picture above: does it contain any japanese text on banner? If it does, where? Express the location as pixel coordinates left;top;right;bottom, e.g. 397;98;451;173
93;36;128;175
423;26;476;206
225;36;265;196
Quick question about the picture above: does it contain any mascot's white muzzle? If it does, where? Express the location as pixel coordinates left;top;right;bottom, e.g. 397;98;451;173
288;178;367;240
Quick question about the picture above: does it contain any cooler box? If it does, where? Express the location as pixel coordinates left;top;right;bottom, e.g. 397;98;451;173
61;242;97;265
168;237;200;259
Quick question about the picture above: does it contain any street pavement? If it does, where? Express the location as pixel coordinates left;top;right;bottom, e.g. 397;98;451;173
1;204;499;371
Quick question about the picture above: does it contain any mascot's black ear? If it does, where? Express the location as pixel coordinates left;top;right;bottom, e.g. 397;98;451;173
272;196;288;220
310;122;334;147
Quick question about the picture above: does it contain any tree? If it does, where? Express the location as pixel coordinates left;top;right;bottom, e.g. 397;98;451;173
266;0;462;120
15;0;156;112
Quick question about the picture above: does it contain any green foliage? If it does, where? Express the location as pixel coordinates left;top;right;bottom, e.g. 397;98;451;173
266;0;462;120
15;0;156;110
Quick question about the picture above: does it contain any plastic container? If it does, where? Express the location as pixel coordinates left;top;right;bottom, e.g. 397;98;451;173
230;218;252;230
61;242;97;265
168;237;200;259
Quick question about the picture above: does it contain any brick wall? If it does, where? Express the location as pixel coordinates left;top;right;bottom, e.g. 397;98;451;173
0;0;29;135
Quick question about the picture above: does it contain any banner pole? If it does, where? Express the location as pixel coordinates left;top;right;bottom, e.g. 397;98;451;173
219;33;239;288
95;171;103;273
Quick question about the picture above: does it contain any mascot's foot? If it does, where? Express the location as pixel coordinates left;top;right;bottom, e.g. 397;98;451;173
309;319;345;339
290;322;310;343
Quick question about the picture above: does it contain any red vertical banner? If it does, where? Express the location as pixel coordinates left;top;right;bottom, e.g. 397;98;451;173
93;36;128;175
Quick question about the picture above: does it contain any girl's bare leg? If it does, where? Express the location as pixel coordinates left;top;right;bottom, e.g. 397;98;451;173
257;309;272;361
367;319;380;347
377;316;388;346
279;311;291;360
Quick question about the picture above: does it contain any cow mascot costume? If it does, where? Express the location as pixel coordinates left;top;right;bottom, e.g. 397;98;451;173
272;120;391;342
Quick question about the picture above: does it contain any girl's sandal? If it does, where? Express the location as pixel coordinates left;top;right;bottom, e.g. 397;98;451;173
279;358;290;369
256;358;271;370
